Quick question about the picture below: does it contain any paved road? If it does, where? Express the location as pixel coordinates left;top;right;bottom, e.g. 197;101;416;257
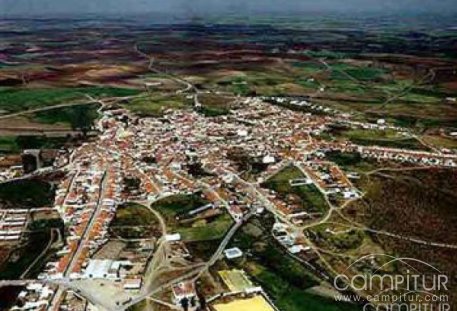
295;163;337;230
227;169;295;227
134;43;196;95
364;228;457;249
20;228;58;279
122;206;252;311
200;212;253;277
64;168;108;277
49;167;109;310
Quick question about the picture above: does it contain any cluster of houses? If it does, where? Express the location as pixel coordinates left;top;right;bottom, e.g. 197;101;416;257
6;93;457;310
264;96;342;116
319;141;457;168
11;283;55;311
0;209;27;242
0;164;23;183
12;111;148;309
49;151;113;279
272;222;311;255
358;145;457;167
301;161;360;199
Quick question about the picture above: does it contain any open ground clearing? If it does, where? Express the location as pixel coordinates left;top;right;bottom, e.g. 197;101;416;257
109;202;162;239
150;194;233;241
262;166;329;213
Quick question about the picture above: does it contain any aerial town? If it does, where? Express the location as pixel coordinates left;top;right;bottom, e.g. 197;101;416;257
1;93;456;310
1;5;457;311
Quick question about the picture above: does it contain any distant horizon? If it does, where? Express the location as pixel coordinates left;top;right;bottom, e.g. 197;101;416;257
2;0;457;18
2;10;457;25
2;11;457;32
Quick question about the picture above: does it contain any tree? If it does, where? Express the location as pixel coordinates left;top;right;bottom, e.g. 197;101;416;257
181;298;189;311
69;105;95;137
198;293;206;309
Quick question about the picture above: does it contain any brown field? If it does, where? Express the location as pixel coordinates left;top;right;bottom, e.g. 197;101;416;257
343;168;457;305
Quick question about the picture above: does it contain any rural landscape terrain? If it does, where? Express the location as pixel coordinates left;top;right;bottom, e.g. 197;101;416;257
0;10;456;311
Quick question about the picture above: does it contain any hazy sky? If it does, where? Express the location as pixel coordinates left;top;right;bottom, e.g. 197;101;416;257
1;0;456;17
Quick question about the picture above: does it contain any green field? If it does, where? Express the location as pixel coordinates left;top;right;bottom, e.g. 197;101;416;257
198;94;232;117
229;218;318;291
0;179;55;208
325;151;380;173
319;227;366;252
215;71;293;96
0;231;50;280
290;61;327;74
228;216;361;311
262;166;329;213
110;202;161;239
337;129;428;150
397;92;441;104
329;63;386;82
277;288;362;311
178;213;233;241
0;217;63;280
123;94;189;116
186;238;223;261
305;50;348;60
0;136;20;154
422;135;457;150
0;87;140;114
387;113;457;129
0;135;69;154
33;103;100;128
150;194;232;241
297;77;322;90
151;193;209;219
216;76;251;96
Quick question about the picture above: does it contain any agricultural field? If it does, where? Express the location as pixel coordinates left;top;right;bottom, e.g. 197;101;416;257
0;216;63;280
0;231;51;280
309;223;368;253
0;135;70;155
324;151;382;173
150;193;209;220
276;289;362;311
422;134;457;150
1;19;456;135
342;168;457;306
150;193;233;241
0;136;22;154
122;93;190;117
32;103;100;128
225;216;362;311
0;178;55;208
178;213;233;241
262;166;329;213
109;202;162;239
333;128;428;150
0;87;138;157
0;87;140;114
197;93;234;116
